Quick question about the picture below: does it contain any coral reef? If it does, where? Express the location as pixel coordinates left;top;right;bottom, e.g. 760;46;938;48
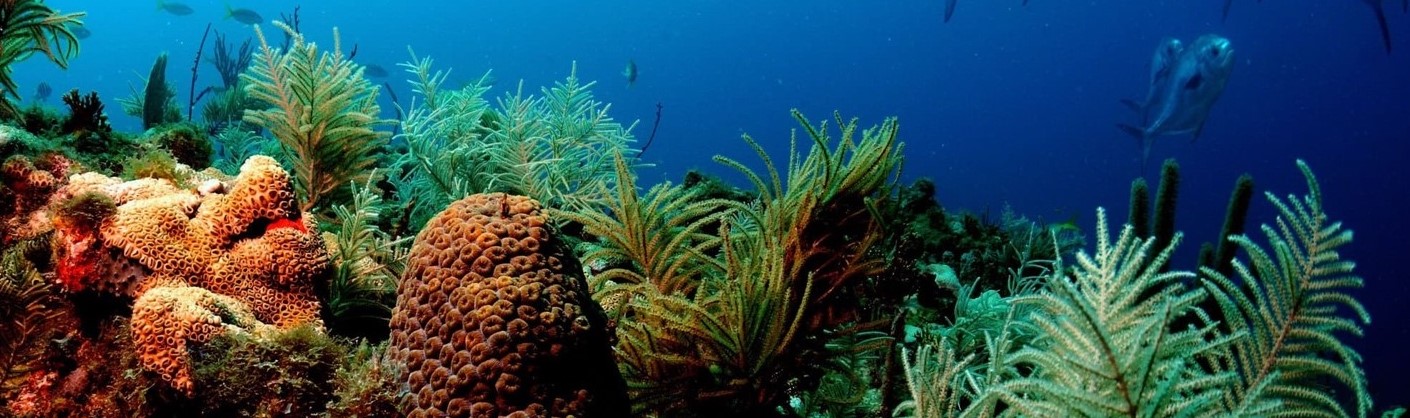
57;90;138;174
388;193;628;417
59;89;110;138
0;238;67;404
118;146;186;186
328;341;404;418
599;111;903;416
323;178;404;340
141;53;173;130
34;155;332;394
147;122;213;169
1200;172;1254;274
208;124;268;175
130;285;268;394
208;30;253;90
0;153;74;244
897;162;1371;417
190;324;345;416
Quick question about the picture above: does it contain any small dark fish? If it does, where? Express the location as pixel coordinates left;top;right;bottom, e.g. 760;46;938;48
1118;35;1236;167
71;26;90;39
157;0;194;16
944;0;957;22
33;82;52;101
622;60;638;87
365;64;388;78
225;6;263;25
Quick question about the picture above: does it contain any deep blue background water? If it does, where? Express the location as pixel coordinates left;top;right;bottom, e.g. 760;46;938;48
16;0;1409;409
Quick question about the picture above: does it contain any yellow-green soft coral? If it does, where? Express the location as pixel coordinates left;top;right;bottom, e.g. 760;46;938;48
897;160;1371;417
242;21;391;213
0;0;84;118
392;51;637;230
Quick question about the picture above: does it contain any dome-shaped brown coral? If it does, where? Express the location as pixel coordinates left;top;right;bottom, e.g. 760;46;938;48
389;193;627;417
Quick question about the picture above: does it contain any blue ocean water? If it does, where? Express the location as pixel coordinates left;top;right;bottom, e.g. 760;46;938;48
15;0;1408;409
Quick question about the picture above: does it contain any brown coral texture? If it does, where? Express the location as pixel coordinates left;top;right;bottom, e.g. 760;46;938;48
389;193;626;418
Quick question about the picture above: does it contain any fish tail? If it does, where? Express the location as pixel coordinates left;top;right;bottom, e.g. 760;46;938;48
944;0;957;23
1371;1;1393;53
1116;123;1144;140
1117;124;1153;168
1141;138;1154;172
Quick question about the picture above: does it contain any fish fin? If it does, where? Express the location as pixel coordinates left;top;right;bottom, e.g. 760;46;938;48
1140;137;1154;171
1120;99;1143;112
1117;124;1145;140
1222;0;1233;22
1191;121;1207;143
944;0;957;23
1371;1;1393;53
1118;124;1154;168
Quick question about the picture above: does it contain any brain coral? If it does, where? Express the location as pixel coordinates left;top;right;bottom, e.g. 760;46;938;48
389;193;627;418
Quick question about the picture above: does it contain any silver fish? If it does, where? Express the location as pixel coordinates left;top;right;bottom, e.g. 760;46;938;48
1118;35;1235;166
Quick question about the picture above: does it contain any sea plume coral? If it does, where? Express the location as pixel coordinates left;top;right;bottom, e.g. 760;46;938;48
0;0;84;118
242;21;390;212
605;111;903;415
893;161;1372;417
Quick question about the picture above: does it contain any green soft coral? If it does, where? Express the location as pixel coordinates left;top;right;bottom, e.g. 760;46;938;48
0;0;84;119
896;161;1373;417
1201;159;1371;416
1002;210;1236;416
391;51;637;231
242;22;391;213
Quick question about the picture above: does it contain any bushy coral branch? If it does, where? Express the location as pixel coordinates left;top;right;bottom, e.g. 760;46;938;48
242;22;390;212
